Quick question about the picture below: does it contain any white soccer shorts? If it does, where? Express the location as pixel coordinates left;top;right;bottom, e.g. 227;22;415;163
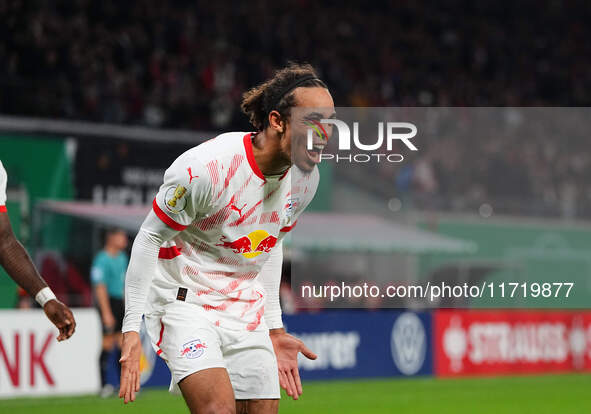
145;300;280;399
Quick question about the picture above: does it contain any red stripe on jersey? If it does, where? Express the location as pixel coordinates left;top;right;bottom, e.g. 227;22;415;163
192;241;216;255
216;256;242;267
206;160;220;187
218;154;244;198
152;198;187;231
258;212;271;224
279;168;290;181
263;188;279;202
203;290;243;311
158;246;182;259
182;265;200;277
240;290;264;317
243;133;265;181
270;211;280;224
229;199;262;227
280;221;297;232
0;205;6;213
246;306;264;331
197;271;258;296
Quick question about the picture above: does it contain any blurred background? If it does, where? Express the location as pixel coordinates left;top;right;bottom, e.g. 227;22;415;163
1;0;591;412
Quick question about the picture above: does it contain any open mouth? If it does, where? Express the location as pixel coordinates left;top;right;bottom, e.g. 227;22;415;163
306;143;325;163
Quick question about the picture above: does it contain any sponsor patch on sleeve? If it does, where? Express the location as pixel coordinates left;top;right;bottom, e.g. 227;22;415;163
164;185;188;213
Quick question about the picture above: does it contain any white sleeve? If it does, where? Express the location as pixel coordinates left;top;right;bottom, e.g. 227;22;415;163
259;240;284;330
121;212;178;332
122;154;212;333
0;161;7;207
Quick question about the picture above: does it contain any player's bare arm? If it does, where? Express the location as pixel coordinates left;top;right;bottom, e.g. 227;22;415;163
0;212;76;341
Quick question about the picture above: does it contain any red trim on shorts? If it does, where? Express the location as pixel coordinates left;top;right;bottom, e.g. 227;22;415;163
152;198;187;231
243;133;266;181
280;221;297;232
0;205;6;213
158;246;182;259
156;320;164;357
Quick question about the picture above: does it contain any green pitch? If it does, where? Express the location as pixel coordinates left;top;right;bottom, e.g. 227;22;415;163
2;374;590;413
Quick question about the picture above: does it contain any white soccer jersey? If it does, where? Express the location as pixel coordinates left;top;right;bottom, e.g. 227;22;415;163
0;160;7;211
144;132;318;331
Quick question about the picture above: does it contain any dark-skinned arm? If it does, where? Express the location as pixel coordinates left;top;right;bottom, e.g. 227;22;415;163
0;213;76;341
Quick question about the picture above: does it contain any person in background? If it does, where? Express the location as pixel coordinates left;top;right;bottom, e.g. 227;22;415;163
91;227;129;397
0;160;76;340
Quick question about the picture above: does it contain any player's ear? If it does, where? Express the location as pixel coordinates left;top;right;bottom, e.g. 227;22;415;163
268;110;285;134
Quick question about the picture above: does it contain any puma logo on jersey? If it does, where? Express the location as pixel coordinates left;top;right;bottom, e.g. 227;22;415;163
187;167;199;184
230;203;246;217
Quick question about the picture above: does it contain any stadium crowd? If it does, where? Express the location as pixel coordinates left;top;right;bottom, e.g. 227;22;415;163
2;0;591;217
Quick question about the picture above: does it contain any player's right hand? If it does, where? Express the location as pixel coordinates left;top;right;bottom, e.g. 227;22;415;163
119;331;142;404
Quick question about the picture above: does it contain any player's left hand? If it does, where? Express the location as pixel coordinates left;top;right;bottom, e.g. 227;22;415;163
119;331;142;404
43;299;76;341
270;329;317;400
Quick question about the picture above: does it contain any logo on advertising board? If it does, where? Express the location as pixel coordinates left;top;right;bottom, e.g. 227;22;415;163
390;312;427;375
442;316;467;373
434;310;591;377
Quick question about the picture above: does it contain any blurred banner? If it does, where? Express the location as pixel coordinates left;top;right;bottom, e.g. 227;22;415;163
107;310;591;388
434;310;591;376
74;138;193;205
0;309;101;397
284;311;433;380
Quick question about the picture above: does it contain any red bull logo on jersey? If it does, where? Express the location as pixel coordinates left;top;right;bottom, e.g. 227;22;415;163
180;339;207;359
216;230;278;259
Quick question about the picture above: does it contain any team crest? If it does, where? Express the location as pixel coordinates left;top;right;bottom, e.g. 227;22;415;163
165;185;188;213
285;197;299;217
180;339;207;359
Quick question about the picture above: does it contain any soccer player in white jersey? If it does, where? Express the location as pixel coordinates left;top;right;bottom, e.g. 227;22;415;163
119;63;335;413
0;160;76;341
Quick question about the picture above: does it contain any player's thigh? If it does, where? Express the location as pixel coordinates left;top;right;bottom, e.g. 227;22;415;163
223;329;280;400
179;367;235;414
145;303;226;389
235;399;279;414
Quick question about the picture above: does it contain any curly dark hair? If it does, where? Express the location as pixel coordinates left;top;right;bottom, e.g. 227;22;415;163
240;62;327;131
